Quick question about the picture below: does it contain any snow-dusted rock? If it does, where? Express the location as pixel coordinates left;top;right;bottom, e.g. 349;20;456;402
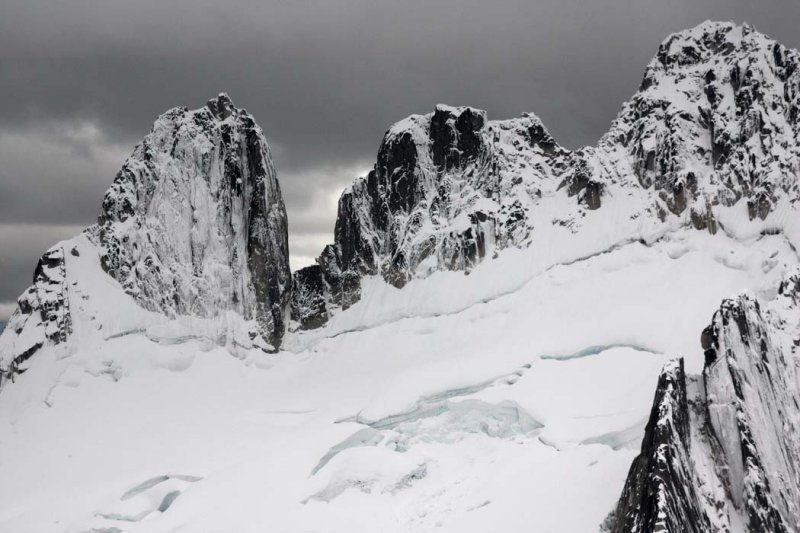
0;94;291;386
608;266;800;532
98;93;291;348
291;106;568;329
0;246;72;388
292;20;800;330
605;358;711;533
1;20;799;532
603;20;800;227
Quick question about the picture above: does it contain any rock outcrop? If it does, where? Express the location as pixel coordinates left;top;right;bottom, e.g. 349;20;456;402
0;94;291;386
292;21;800;330
291;105;567;328
603;21;800;228
608;266;800;532
0;247;72;388
606;359;711;533
97;93;291;348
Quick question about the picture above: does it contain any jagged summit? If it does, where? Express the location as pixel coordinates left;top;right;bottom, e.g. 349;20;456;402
98;93;291;346
289;102;571;329
97;93;291;348
603;19;799;224
0;94;291;386
1;23;800;533
649;20;769;65
609;266;800;532
206;92;236;120
291;20;800;330
652;20;758;59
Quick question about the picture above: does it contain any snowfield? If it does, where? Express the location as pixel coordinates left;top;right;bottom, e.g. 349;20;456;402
2;19;800;533
0;229;795;533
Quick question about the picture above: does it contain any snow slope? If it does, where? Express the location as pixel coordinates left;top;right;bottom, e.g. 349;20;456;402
0;20;799;533
0;229;796;533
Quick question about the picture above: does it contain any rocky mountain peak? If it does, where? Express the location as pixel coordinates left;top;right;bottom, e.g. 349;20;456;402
603;20;800;226
97;94;291;349
291;21;800;331
1;94;292;387
206;92;236;120
652;20;757;68
290;103;573;329
428;104;488;169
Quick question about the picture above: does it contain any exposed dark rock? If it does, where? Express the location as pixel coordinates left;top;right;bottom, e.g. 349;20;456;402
747;191;772;221
0;247;71;387
609;266;800;532
689;203;718;234
290;265;329;330
606;359;710;533
97;94;291;349
291;107;564;327
562;155;604;210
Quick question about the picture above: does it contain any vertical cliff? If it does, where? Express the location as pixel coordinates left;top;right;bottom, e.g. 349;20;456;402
609;267;800;532
97;93;291;349
0;94;292;387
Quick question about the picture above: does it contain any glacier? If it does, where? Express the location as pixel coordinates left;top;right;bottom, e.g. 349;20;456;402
0;20;799;533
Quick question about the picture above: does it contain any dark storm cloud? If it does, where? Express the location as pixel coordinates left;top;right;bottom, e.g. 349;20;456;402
1;0;799;316
0;122;129;225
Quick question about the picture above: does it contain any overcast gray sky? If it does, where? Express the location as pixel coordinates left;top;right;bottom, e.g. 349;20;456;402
1;0;799;319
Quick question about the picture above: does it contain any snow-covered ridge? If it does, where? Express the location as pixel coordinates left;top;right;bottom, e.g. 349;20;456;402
291;20;800;331
608;266;800;532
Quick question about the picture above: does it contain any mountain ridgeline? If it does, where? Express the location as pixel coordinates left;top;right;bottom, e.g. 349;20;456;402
0;20;799;531
291;20;800;329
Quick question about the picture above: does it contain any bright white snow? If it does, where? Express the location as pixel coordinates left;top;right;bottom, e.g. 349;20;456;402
0;228;795;533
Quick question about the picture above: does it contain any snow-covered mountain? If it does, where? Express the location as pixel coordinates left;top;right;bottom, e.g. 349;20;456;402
0;20;798;533
291;20;800;330
0;93;291;387
97;93;291;349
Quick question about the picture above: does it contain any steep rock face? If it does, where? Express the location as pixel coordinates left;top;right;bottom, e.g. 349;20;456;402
292;21;800;330
97;93;291;349
700;273;800;532
0;94;291;386
606;359;711;533
603;21;800;227
291;105;569;328
608;267;800;532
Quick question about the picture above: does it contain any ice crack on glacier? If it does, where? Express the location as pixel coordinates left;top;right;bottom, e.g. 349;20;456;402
313;399;541;476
